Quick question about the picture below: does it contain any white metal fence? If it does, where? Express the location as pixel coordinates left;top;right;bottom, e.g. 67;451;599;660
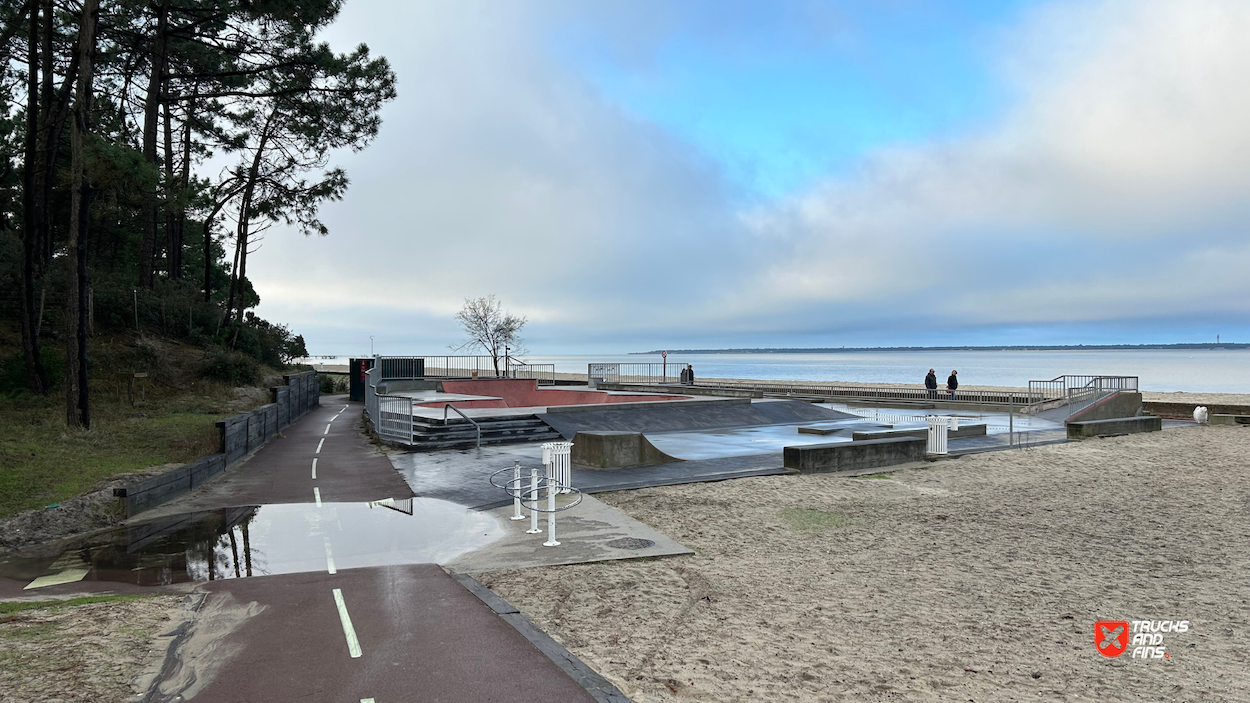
587;362;688;385
377;355;555;385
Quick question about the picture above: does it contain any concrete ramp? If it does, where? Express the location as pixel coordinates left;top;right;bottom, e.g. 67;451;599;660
1036;390;1143;424
571;431;681;469
539;399;857;439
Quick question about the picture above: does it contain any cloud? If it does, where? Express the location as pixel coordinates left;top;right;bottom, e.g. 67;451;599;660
247;0;1250;353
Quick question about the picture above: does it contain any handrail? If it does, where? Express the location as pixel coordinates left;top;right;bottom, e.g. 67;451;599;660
443;404;481;448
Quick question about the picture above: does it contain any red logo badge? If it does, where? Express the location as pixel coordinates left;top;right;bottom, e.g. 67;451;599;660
1095;620;1129;657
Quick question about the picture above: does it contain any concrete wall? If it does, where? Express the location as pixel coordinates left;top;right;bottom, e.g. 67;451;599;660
571;431;680;469
783;437;927;473
1066;391;1143;423
1146;402;1250;419
115;371;321;517
1209;414;1250;426
1066;415;1161;439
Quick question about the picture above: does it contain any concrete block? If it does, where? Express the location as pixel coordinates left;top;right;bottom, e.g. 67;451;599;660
1067;391;1143;423
797;424;860;436
571;431;681;469
1066;415;1162;439
1209;414;1250;426
851;423;986;441
783;437;927;473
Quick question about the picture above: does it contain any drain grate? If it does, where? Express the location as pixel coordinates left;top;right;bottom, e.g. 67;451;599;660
606;537;655;550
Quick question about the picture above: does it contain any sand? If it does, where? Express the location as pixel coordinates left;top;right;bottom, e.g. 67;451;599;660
0;595;184;703
480;425;1250;702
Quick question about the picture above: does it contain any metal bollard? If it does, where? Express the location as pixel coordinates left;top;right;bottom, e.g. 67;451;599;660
543;475;560;547
526;468;542;534
510;461;526;521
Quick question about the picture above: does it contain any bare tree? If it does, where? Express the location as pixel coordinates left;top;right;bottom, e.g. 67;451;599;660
453;295;527;377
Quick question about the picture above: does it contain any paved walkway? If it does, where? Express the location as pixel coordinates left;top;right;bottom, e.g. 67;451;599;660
144;399;414;516
135;400;610;702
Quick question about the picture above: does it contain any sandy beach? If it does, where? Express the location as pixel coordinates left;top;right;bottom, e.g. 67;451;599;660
480;425;1250;702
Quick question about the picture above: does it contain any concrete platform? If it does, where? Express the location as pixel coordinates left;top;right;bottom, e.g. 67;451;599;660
1067;415;1163;438
783;437;928;473
1210;413;1250;426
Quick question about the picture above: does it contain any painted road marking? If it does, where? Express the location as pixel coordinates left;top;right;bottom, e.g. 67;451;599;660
324;539;337;574
316;438;325;454
361;699;376;703
324;424;331;435
332;588;363;658
314;487;322;507
311;458;318;479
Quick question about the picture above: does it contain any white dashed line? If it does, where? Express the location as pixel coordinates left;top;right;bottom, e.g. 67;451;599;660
311;458;318;479
324;539;337;574
316;438;324;454
361;698;375;703
314;487;322;507
324;424;331;435
332;588;363;658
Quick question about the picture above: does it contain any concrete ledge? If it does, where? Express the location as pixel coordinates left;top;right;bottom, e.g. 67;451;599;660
1210;414;1250;426
797;424;862;436
1145;401;1250;418
783;437;927;473
1066;415;1162;439
597;382;762;399
1066;391;1143;423
571;431;680;469
851;423;986;441
545;396;750;415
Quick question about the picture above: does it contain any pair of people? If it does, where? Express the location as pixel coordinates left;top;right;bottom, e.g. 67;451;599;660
679;364;695;385
925;369;958;398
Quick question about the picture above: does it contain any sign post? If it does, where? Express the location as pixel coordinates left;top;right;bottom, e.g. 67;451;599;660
662;350;667;382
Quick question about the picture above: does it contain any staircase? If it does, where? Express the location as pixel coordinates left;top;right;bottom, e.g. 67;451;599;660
406;414;564;451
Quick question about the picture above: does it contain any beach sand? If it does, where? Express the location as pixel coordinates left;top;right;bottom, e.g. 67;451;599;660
479;425;1250;702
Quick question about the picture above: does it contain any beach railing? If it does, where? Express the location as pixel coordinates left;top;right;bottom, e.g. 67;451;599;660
587;362;687;385
375;355;555;384
690;379;1038;406
1026;375;1138;404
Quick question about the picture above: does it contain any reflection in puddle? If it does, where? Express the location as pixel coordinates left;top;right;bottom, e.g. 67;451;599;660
0;498;504;588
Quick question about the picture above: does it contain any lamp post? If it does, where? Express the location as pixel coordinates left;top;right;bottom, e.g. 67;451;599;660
505;345;510;378
370;335;375;357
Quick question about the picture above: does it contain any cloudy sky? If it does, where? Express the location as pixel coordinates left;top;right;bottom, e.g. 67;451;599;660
245;0;1250;355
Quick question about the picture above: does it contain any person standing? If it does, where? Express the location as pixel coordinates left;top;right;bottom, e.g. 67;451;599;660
679;365;690;384
925;369;937;399
686;364;695;385
946;370;959;399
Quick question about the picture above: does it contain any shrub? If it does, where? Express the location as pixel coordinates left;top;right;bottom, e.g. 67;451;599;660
199;351;259;386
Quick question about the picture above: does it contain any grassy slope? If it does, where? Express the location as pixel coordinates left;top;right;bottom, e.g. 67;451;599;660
0;332;281;519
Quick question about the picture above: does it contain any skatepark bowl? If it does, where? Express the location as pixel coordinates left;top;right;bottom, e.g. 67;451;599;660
409;379;691;410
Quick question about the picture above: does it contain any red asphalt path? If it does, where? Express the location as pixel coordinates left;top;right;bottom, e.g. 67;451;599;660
145;399;595;702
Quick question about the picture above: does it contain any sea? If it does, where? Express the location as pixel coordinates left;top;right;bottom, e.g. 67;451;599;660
302;349;1250;394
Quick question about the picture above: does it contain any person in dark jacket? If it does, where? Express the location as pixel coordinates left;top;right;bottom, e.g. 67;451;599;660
679;365;690;384
686;364;695;385
946;370;958;398
924;369;937;399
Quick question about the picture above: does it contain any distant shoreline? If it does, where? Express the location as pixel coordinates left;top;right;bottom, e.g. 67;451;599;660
637;343;1249;354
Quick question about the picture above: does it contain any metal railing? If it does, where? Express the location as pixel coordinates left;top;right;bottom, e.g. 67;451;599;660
377;355;555;385
587;362;688;385
376;394;416;444
443;403;481;448
1026;375;1139;404
692;379;1038;406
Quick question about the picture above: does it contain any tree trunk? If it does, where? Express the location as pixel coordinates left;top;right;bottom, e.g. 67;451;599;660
224;113;272;325
138;0;170;288
36;0;53;271
20;0;48;394
162;77;179;278
66;0;97;429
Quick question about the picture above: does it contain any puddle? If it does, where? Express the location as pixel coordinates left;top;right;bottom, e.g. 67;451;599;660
0;498;505;588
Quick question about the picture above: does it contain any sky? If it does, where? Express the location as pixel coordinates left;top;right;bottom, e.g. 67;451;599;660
242;0;1250;355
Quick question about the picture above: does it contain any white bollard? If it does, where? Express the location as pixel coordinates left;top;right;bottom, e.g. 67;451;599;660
544;476;560;547
1194;406;1209;424
526;468;542;534
510;461;526;521
949;416;960;431
927;416;949;455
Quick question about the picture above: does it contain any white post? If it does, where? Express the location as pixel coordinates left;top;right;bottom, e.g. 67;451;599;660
543;476;560;547
526;468;541;534
510;461;525;521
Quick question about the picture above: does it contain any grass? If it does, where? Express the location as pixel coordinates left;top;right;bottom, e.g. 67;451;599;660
780;507;852;531
0;391;231;518
0;593;160;616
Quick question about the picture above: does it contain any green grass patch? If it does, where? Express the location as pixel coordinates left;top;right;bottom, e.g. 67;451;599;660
0;593;159;616
780;507;852;531
0;391;230;519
